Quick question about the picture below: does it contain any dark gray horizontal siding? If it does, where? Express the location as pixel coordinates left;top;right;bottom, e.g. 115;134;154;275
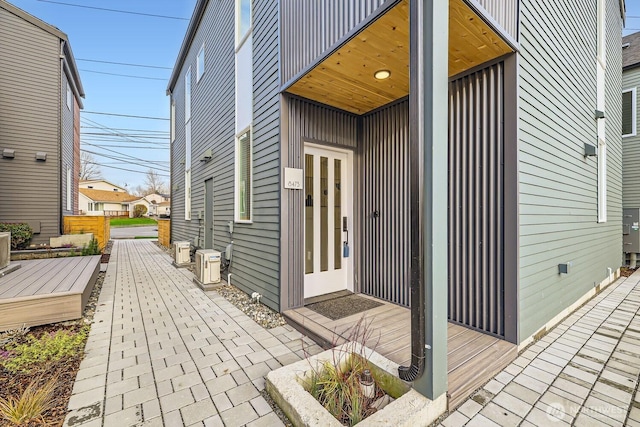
282;96;359;309
0;7;61;244
517;0;622;343
280;0;387;85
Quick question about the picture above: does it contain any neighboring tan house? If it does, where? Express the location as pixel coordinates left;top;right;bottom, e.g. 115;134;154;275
79;180;128;193
144;193;171;216
168;0;625;407
79;188;142;217
157;201;170;217
0;0;84;244
623;32;640;247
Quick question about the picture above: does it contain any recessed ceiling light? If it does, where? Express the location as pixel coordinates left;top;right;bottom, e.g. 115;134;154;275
374;69;391;80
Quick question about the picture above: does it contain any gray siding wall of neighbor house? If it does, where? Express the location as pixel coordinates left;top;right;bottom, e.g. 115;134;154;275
61;71;74;216
623;68;640;207
0;7;61;244
517;0;623;343
281;95;359;310
473;0;519;42
361;99;410;307
280;0;387;85
171;0;283;310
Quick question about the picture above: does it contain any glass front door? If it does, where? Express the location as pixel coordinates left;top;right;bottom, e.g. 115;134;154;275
304;144;353;298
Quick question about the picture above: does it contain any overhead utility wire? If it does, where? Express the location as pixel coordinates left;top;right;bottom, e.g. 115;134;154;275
81;126;168;134
83;111;169;121
82;149;170;173
36;0;189;20
76;58;172;70
82;143;170;168
79;69;167;81
84;161;170;178
81;117;168;146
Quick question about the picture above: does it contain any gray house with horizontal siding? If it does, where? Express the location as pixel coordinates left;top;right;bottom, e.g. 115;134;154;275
168;0;625;406
0;0;84;245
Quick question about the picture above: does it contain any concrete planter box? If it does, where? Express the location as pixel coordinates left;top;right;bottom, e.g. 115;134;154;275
50;233;94;249
266;342;446;426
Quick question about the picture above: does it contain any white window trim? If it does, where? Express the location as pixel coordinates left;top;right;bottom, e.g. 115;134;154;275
197;43;205;83
597;0;606;67
234;126;253;223
66;166;71;211
170;99;176;142
235;0;252;49
623;87;637;138
185;170;192;221
66;86;72;111
185;67;192;124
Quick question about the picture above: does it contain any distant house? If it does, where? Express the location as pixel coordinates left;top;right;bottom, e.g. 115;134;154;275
79;180;128;193
623;33;640;212
0;0;84;244
79;188;142;217
144;193;171;216
157;201;171;218
169;0;625;407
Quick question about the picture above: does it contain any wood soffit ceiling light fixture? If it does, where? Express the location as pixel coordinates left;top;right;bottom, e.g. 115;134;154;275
287;0;513;115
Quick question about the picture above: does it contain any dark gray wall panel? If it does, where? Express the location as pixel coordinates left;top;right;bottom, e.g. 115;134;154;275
282;96;359;309
361;100;410;307
448;63;505;337
280;0;387;85
0;7;61;243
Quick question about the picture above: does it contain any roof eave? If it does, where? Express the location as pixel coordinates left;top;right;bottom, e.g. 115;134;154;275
166;0;209;95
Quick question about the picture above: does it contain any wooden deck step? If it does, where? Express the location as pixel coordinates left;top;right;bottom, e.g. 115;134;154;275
0;256;101;331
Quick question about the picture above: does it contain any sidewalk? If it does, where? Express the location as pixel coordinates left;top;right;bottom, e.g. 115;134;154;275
439;270;640;427
64;240;323;427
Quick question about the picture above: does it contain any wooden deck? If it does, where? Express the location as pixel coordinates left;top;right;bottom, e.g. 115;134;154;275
0;256;101;331
284;294;517;409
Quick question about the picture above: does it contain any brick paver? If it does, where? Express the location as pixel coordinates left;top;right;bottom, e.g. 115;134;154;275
440;271;640;427
64;240;322;426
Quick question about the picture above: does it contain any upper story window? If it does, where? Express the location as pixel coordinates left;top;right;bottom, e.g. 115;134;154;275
197;44;205;82
236;0;251;46
185;67;192;123
66;86;72;110
623;88;637;138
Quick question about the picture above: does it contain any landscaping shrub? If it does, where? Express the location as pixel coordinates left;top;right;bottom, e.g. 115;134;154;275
0;223;33;250
133;204;147;218
0;327;88;374
81;238;101;256
0;376;56;425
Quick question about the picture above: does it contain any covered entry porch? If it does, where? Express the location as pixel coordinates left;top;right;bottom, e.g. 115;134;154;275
283;294;516;409
279;0;519;404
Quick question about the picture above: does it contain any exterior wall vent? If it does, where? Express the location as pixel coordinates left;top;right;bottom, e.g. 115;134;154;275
2;149;15;159
35;152;47;161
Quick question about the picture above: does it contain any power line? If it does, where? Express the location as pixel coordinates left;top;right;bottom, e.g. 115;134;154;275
83;111;169;121
83;133;169;140
85;161;170;177
76;58;172;70
82;143;170;168
36;0;189;21
79;69;167;81
81;126;168;134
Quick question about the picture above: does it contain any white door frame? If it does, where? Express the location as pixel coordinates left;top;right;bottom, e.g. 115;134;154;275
303;142;354;299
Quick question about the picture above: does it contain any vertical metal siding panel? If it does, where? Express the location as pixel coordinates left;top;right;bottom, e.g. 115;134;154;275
476;0;518;40
448;63;505;337
280;0;386;84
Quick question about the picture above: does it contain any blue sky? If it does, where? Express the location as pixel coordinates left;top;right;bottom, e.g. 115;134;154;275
7;0;640;192
9;0;197;191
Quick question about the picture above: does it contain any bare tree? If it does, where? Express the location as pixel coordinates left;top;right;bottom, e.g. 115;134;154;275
143;169;167;195
80;151;102;180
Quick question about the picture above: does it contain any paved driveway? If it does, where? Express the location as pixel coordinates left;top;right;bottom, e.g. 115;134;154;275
64;240;322;427
110;226;158;239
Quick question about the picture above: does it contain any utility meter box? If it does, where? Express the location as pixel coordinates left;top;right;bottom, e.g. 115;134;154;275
623;208;640;253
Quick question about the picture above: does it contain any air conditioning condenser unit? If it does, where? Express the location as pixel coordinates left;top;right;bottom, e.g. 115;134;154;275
194;249;221;289
173;241;191;265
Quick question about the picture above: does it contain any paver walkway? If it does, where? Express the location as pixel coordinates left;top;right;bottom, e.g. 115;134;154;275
440;270;640;427
64;240;323;427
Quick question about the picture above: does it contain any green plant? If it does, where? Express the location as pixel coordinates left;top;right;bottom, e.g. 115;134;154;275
133;204;147;218
0;223;33;250
0;376;57;425
0;325;29;347
81;238;101;256
1;327;88;374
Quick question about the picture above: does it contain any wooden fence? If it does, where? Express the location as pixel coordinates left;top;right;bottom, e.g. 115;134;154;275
63;216;111;250
157;219;170;248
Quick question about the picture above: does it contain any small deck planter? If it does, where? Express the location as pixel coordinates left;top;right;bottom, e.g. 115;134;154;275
266;342;446;426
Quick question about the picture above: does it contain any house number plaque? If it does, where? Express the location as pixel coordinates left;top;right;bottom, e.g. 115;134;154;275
284;167;303;190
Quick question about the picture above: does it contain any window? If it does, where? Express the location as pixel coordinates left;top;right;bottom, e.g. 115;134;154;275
235;128;252;222
66;86;72;110
185;67;191;123
66;167;71;211
197;44;205;82
185;121;192;220
170;100;176;142
236;0;251;46
623;88;637;137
